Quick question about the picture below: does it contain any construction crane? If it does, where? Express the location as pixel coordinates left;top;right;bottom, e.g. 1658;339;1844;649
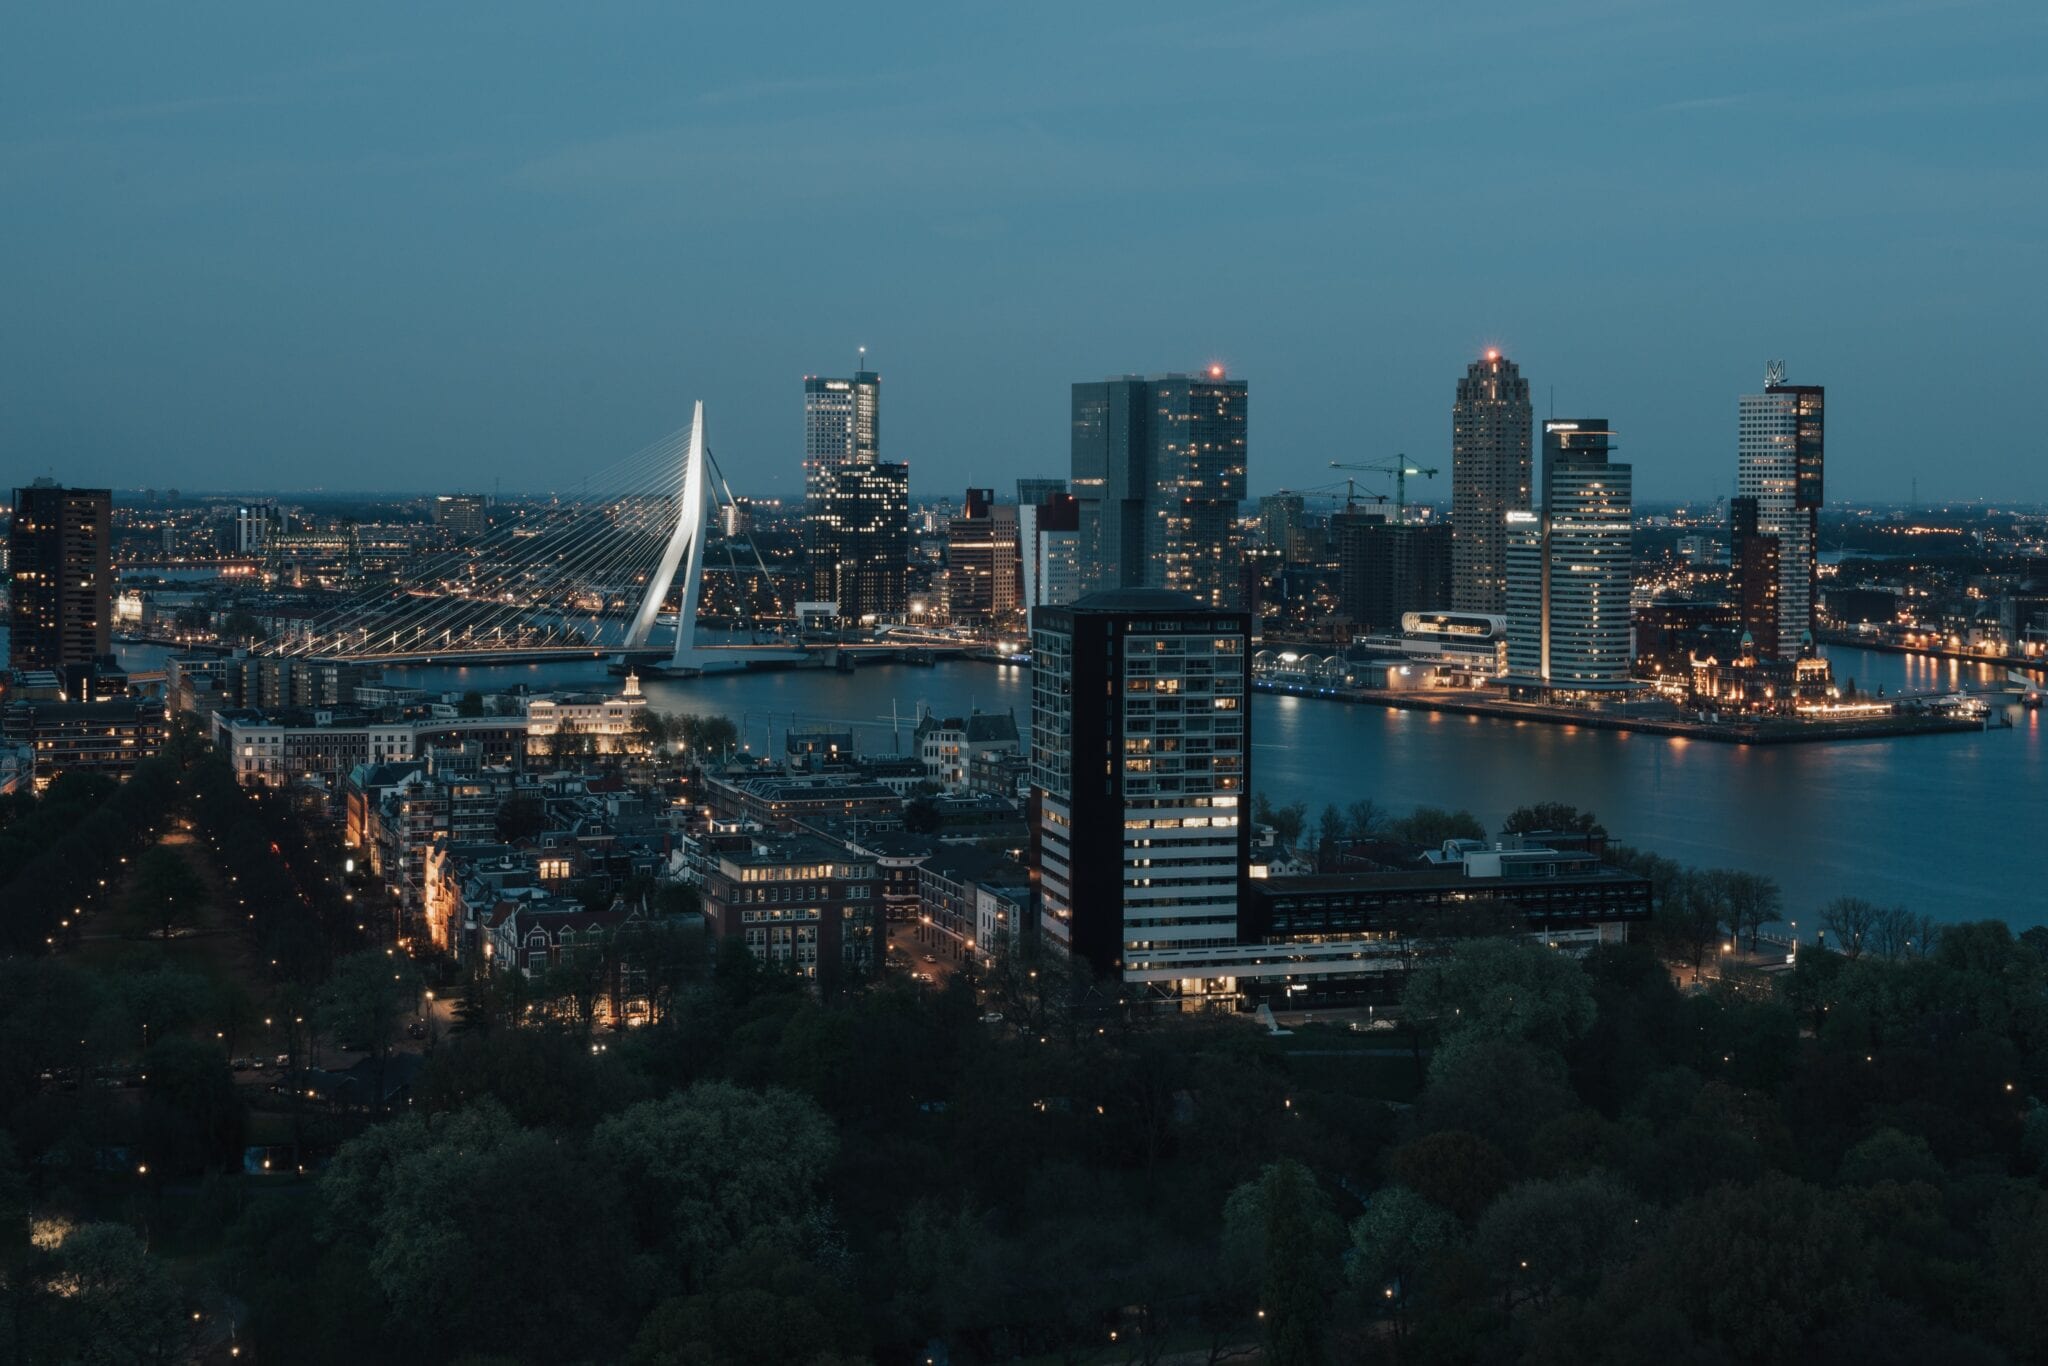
1329;457;1439;525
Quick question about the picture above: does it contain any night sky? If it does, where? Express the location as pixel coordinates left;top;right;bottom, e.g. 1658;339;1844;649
3;2;2042;502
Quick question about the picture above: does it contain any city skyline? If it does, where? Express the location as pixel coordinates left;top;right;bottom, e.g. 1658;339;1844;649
4;6;2045;502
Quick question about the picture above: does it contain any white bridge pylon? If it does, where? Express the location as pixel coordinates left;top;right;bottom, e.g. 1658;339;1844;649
624;401;801;671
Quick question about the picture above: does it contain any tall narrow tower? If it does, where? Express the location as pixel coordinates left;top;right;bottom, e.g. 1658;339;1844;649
1737;362;1824;655
1451;350;1533;614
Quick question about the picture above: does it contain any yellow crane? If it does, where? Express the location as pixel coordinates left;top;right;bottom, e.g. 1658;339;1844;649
1328;457;1439;525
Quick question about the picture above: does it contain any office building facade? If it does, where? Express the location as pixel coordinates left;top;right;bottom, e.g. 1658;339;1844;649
8;482;112;672
1336;516;1453;632
803;370;880;473
1451;351;1533;614
806;460;910;622
801;367;905;622
1737;365;1824;655
1031;589;1251;992
1019;492;1081;618
1070;371;1248;608
1016;477;1067;507
1729;495;1782;659
944;488;1020;621
1505;420;1634;694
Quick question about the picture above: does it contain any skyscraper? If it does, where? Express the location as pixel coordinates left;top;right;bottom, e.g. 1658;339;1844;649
944;488;1019;622
806;461;909;623
1737;363;1824;655
802;369;880;473
1031;588;1250;985
8;481;112;672
1505;420;1634;694
802;365;903;622
1336;516;1454;632
1451;350;1533;613
1729;495;1781;659
1070;369;1248;607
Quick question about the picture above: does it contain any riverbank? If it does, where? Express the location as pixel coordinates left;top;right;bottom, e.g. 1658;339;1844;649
1816;629;2047;678
1253;681;1992;745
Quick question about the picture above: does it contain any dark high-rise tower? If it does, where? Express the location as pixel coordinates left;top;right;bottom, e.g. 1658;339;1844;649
1737;363;1824;654
1335;517;1453;632
1070;369;1248;608
8;481;112;671
1030;589;1250;979
806;461;909;623
802;364;902;622
1451;351;1533;614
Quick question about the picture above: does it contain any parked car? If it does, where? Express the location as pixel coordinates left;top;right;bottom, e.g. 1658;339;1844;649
406;1021;429;1040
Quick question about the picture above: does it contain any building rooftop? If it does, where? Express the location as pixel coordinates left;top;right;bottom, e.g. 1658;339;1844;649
1068;588;1206;612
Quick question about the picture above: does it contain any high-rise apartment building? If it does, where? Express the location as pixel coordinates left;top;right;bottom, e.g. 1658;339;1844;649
803;370;880;473
1505;420;1634;694
8;481;112;671
1040;593;1245;987
1736;364;1824;655
433;494;487;542
1336;516;1454;632
1259;492;1307;562
1031;589;1250;990
806;461;909;623
1071;370;1248;608
1451;351;1533;614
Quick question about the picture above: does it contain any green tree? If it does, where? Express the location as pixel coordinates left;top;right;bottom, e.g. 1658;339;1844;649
592;1081;838;1288
1265;800;1308;853
1502;802;1605;836
1386;1130;1512;1222
317;948;423;1112
1347;1185;1459;1339
1605;1175;1872;1361
627;1238;869;1366
334;1101;629;1362
1314;803;1346;872
1221;1160;1343;1366
139;1037;244;1176
1401;937;1597;1050
1722;869;1783;952
1391;805;1486;846
1345;798;1390;841
494;794;547;844
16;1222;197;1364
1472;1173;1643;1309
125;845;208;941
1820;896;1881;959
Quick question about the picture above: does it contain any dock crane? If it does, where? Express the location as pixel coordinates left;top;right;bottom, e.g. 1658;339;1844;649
1329;457;1439;524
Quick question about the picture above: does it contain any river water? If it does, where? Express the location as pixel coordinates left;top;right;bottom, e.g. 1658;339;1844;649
344;645;2046;929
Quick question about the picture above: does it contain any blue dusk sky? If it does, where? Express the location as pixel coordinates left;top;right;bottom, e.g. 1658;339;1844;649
2;2;2043;503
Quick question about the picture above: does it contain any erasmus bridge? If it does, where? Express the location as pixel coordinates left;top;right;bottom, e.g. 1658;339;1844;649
260;403;841;673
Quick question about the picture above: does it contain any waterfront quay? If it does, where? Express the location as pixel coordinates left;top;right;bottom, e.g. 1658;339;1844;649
1253;678;1994;745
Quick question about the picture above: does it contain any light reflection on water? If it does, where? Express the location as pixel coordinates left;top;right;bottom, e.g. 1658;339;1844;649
344;647;2048;927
